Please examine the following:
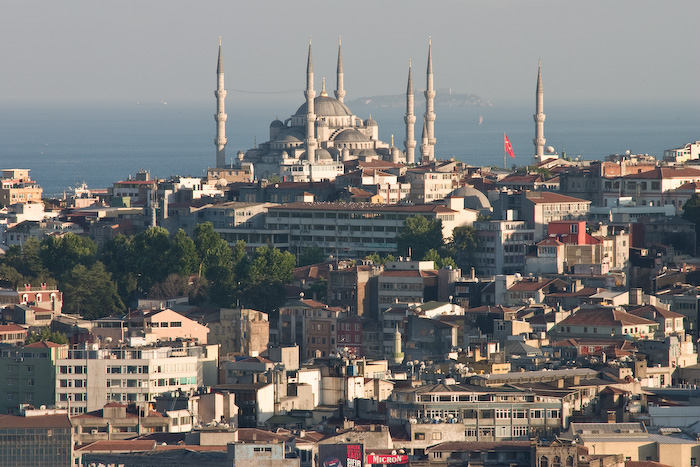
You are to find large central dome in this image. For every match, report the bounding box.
[295,96,352,117]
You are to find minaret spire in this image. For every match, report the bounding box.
[335,35,346,104]
[404,59,416,165]
[424,37,436,161]
[420,120,429,162]
[533,59,546,162]
[304,39,317,164]
[214,37,228,168]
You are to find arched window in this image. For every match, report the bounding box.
[21,294,28,304]
[552,456,561,467]
[566,456,574,466]
[540,456,549,467]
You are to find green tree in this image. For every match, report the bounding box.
[447,225,480,270]
[170,229,199,276]
[682,194,700,250]
[61,262,125,319]
[131,227,176,293]
[422,248,458,269]
[1,238,48,280]
[298,246,326,267]
[25,327,68,345]
[396,215,444,260]
[365,253,395,265]
[40,233,97,278]
[239,245,296,312]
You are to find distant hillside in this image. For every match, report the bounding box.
[348,88,492,109]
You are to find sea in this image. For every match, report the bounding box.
[0,98,698,197]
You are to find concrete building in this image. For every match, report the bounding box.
[474,218,535,276]
[378,260,438,312]
[664,140,700,163]
[521,191,591,241]
[207,308,269,357]
[0,407,73,467]
[0,169,42,207]
[327,263,380,317]
[278,299,344,359]
[264,199,478,259]
[55,342,219,414]
[551,306,659,340]
[0,341,68,415]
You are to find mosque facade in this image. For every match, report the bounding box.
[215,38,437,181]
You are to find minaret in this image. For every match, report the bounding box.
[335,36,346,104]
[533,60,546,161]
[305,39,317,164]
[391,324,404,365]
[420,121,429,162]
[214,37,228,169]
[404,60,416,165]
[424,37,436,160]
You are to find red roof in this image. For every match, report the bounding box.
[0,413,71,428]
[623,167,700,180]
[24,341,63,348]
[558,308,657,327]
[508,278,556,292]
[77,440,156,452]
[381,270,438,278]
[0,324,26,332]
[525,192,591,205]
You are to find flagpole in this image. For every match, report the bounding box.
[504,133,507,170]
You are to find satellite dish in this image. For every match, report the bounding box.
[625,150,631,155]
[545,146,555,154]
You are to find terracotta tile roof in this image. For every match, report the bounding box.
[623,167,700,180]
[427,441,531,452]
[537,237,564,246]
[155,445,227,451]
[381,270,438,278]
[627,305,684,320]
[558,308,658,327]
[0,324,26,332]
[0,413,71,429]
[77,440,156,452]
[508,278,556,292]
[525,192,591,205]
[23,341,64,348]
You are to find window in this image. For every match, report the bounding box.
[432,432,442,440]
[415,432,425,440]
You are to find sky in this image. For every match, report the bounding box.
[1,0,698,108]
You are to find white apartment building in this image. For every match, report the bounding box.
[378,260,437,312]
[663,141,700,163]
[602,167,700,213]
[55,343,218,415]
[264,199,478,259]
[405,168,458,203]
[474,218,535,277]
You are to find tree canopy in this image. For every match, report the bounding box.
[396,215,444,260]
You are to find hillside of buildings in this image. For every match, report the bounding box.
[347,88,493,109]
[3,144,700,466]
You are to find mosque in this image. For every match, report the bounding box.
[213,38,550,181]
[213,38,438,181]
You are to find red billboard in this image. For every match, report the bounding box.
[366,454,408,465]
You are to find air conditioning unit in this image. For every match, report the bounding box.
[90,429,98,435]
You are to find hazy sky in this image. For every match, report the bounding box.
[1,0,698,107]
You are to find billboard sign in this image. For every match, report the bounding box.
[319,444,364,467]
[366,454,409,465]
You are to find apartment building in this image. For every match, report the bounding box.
[387,383,570,447]
[473,218,535,277]
[0,168,43,206]
[0,341,68,415]
[265,199,477,259]
[521,191,591,241]
[55,342,219,414]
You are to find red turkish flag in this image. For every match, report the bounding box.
[504,133,515,158]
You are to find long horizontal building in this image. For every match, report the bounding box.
[218,198,477,258]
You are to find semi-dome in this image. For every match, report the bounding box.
[316,148,334,161]
[274,129,304,143]
[295,96,352,117]
[270,118,285,128]
[333,128,369,143]
[357,148,378,159]
[449,185,492,211]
